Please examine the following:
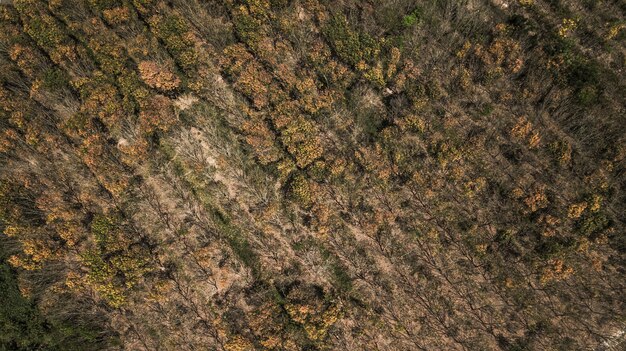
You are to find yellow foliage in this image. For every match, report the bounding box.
[6,225,59,272]
[289,173,312,206]
[328,157,346,178]
[260,335,281,349]
[528,130,541,148]
[567,202,587,219]
[285,300,341,341]
[511,116,540,147]
[285,303,312,324]
[94,281,127,308]
[588,195,602,212]
[8,255,38,271]
[558,18,578,38]
[607,23,625,40]
[457,67,472,90]
[224,335,254,351]
[387,47,401,78]
[220,44,275,108]
[306,305,340,341]
[477,35,523,74]
[540,258,574,284]
[279,116,323,168]
[9,44,42,77]
[103,6,130,25]
[549,140,572,166]
[64,271,86,291]
[364,62,385,87]
[475,243,488,254]
[511,116,532,139]
[457,41,472,59]
[3,225,22,237]
[463,177,486,198]
[523,186,548,212]
[276,158,296,180]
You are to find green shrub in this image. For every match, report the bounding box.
[577,211,610,238]
[42,68,69,90]
[567,58,601,106]
[152,15,198,71]
[324,15,380,67]
[90,214,116,246]
[23,15,65,51]
[233,13,262,44]
[575,84,599,106]
[0,245,110,350]
[402,7,423,28]
[288,173,312,207]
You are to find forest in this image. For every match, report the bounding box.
[0,0,625,350]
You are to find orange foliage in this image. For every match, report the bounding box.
[138,60,181,92]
